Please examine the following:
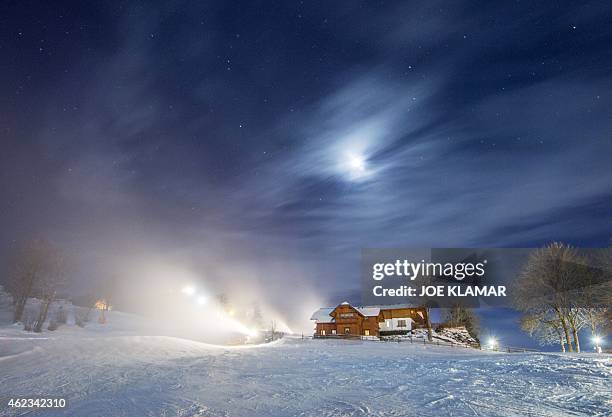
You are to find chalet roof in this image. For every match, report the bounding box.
[310,308,335,323]
[310,303,423,322]
[354,307,380,317]
[366,304,416,310]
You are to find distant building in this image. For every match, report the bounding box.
[310,301,428,338]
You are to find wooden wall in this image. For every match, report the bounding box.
[315,305,429,336]
[379,307,427,327]
[331,304,363,335]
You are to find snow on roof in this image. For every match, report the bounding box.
[360,304,421,311]
[311,303,421,322]
[355,307,380,317]
[310,308,335,323]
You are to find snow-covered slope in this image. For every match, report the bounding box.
[0,316,610,416]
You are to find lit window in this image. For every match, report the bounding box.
[331,329,337,335]
[344,327,350,334]
[321,330,326,335]
[364,329,370,336]
[397,320,407,328]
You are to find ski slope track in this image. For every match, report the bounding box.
[0,323,610,416]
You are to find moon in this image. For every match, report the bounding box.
[349,154,366,173]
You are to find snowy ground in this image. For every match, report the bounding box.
[1,314,610,416]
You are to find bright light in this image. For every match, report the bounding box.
[196,296,207,305]
[181,286,195,296]
[592,335,602,345]
[342,152,371,181]
[488,337,497,349]
[349,154,365,172]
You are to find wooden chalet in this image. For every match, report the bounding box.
[310,301,428,338]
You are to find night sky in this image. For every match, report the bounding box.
[1,1,611,344]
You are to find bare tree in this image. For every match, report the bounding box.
[31,244,66,332]
[513,243,587,352]
[270,319,277,340]
[424,307,433,342]
[579,248,612,339]
[443,303,480,338]
[83,291,98,323]
[565,307,586,352]
[417,271,436,342]
[4,239,63,323]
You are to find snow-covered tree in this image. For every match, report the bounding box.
[520,309,567,352]
[580,308,607,338]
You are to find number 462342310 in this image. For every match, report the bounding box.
[7,398,67,408]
